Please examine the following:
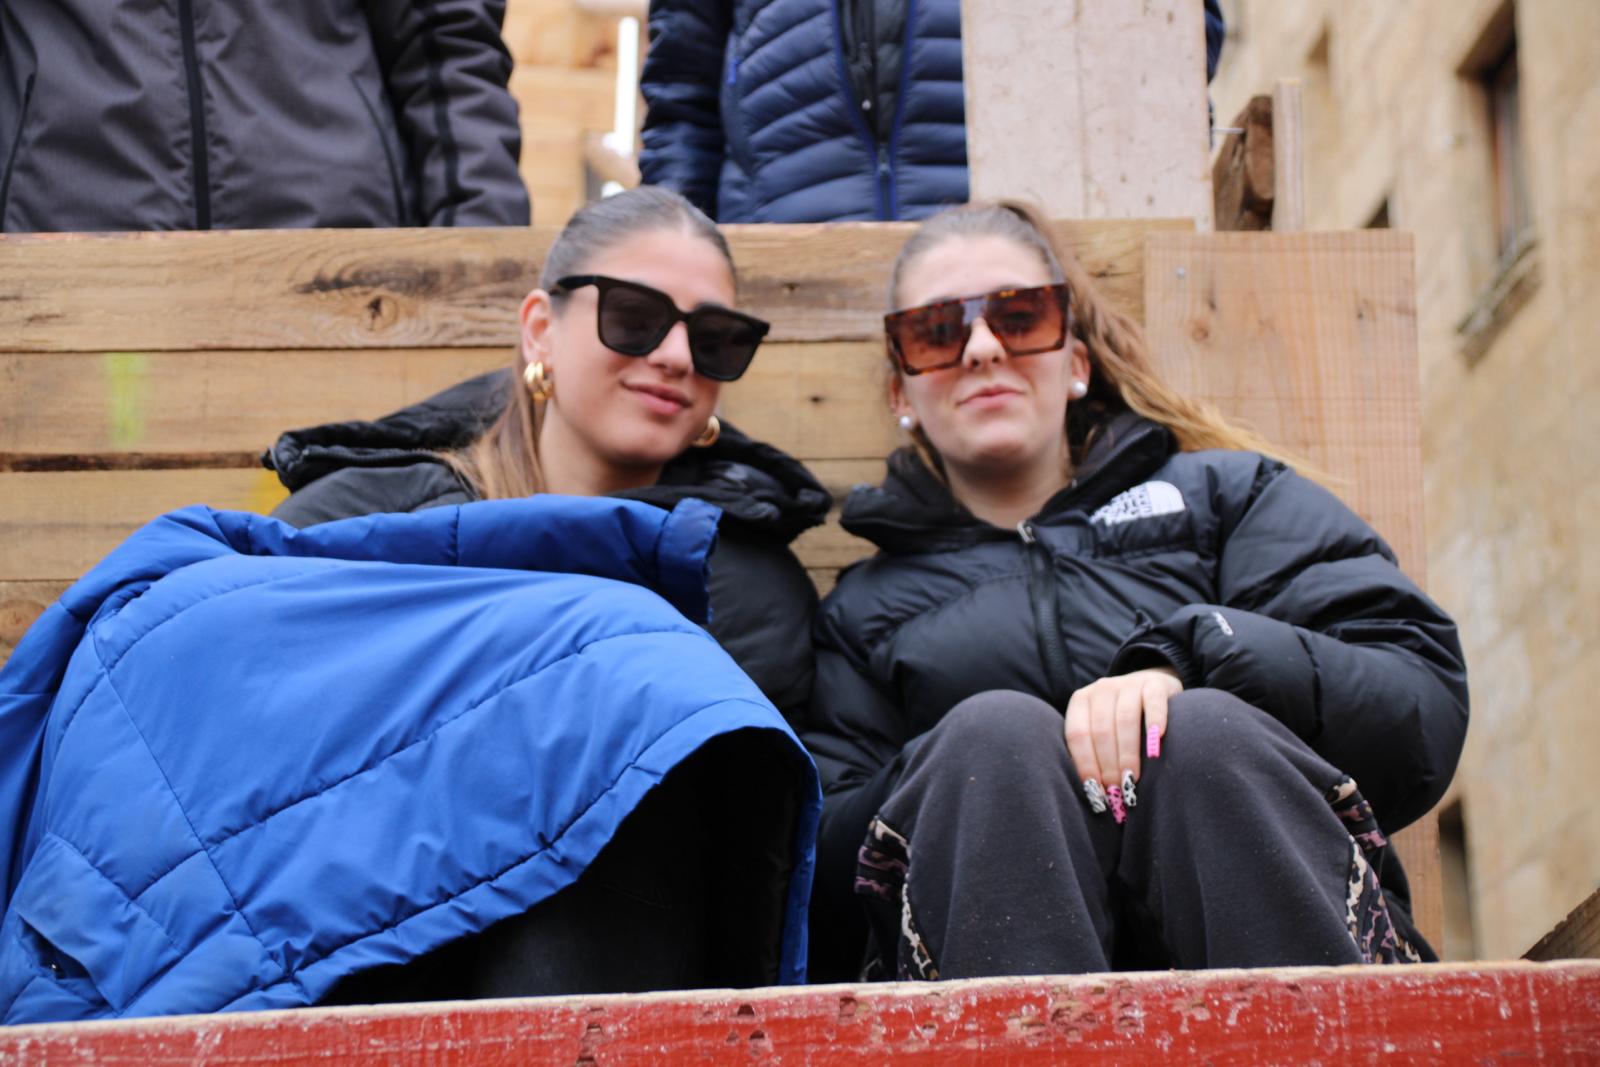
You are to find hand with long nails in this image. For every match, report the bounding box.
[1065,667,1181,817]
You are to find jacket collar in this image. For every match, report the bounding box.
[840,411,1176,554]
[262,371,832,544]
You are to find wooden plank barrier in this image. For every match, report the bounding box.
[2,963,1597,1064]
[0,222,1446,949]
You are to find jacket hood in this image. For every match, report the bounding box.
[263,371,832,545]
[840,412,1176,554]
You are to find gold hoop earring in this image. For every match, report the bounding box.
[692,415,721,448]
[523,360,553,402]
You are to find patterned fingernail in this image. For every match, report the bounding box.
[1146,725,1162,760]
[1106,785,1127,825]
[1121,769,1138,808]
[1082,779,1108,814]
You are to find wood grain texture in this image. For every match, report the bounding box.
[963,0,1213,226]
[0,581,65,660]
[0,344,887,462]
[1144,230,1437,944]
[0,349,510,457]
[1271,79,1307,232]
[1526,887,1600,961]
[0,471,290,580]
[2,963,1596,1065]
[0,221,1186,353]
[1212,96,1275,232]
[1143,232,1423,579]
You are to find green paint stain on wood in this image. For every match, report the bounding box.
[104,352,148,449]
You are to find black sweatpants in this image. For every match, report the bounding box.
[322,730,800,1003]
[852,689,1430,980]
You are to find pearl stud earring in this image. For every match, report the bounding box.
[898,414,916,431]
[1070,381,1088,399]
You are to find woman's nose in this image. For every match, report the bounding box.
[647,321,694,375]
[962,317,1007,367]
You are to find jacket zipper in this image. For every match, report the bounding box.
[1019,521,1073,702]
[177,0,212,229]
[833,0,891,219]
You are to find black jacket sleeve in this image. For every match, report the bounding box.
[364,0,530,225]
[704,532,818,725]
[638,0,732,216]
[1110,460,1468,833]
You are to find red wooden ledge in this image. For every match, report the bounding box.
[3,961,1597,1065]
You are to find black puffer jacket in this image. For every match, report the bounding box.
[803,414,1469,970]
[263,371,831,720]
[1,0,528,231]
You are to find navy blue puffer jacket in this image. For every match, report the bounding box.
[639,0,1224,223]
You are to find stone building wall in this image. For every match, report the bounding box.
[1210,0,1600,959]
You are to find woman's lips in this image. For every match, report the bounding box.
[957,384,1023,408]
[625,381,691,416]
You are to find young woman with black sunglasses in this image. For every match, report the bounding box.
[263,186,828,1001]
[801,202,1469,983]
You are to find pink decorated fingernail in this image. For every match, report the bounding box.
[1146,725,1162,760]
[1106,785,1126,825]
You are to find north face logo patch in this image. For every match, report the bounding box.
[1090,481,1186,525]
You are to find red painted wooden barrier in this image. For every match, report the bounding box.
[3,962,1598,1065]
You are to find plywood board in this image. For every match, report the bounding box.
[1143,231,1424,580]
[0,221,1187,353]
[963,0,1212,226]
[2,963,1596,1064]
[1144,230,1436,943]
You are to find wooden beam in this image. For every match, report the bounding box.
[1526,887,1600,961]
[2,963,1596,1064]
[1270,78,1306,232]
[962,0,1212,225]
[1212,96,1275,232]
[0,221,1185,353]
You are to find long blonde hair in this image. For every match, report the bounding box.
[889,201,1308,477]
[443,187,736,500]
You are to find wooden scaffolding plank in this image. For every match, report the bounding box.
[0,462,888,585]
[1526,887,1600,961]
[1,962,1595,1065]
[0,221,1185,353]
[1143,231,1424,579]
[1143,229,1439,946]
[0,344,892,462]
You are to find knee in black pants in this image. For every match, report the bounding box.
[923,689,1066,772]
[1146,688,1330,801]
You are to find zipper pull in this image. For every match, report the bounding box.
[1017,520,1037,544]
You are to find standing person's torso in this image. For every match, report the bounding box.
[715,0,967,222]
[1,0,417,231]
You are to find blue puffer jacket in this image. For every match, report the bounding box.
[641,0,966,222]
[0,498,820,1022]
[639,0,1225,223]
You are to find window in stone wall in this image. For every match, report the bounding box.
[1455,2,1539,365]
[1483,44,1531,265]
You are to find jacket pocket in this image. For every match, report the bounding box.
[349,74,411,226]
[0,72,36,232]
[6,833,185,1016]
